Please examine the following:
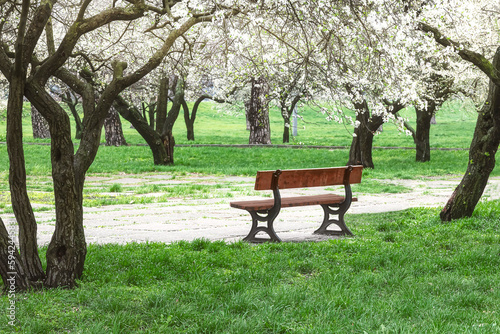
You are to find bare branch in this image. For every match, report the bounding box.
[35,4,147,83]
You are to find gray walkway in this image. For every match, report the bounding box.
[3,176,500,245]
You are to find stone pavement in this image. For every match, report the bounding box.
[3,177,500,245]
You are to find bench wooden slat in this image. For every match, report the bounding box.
[230,194,358,211]
[254,166,363,190]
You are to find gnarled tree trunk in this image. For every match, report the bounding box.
[31,104,50,139]
[440,50,500,220]
[0,217,31,291]
[347,100,380,168]
[114,96,170,165]
[348,99,405,168]
[248,77,271,145]
[6,20,45,284]
[104,106,128,146]
[114,76,183,165]
[25,82,87,288]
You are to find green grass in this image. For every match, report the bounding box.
[0,139,498,211]
[1,143,497,179]
[0,98,490,180]
[0,99,499,332]
[0,98,479,148]
[1,201,499,333]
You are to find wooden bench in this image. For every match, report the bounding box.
[230,165,363,243]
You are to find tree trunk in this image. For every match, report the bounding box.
[7,48,45,284]
[347,100,381,168]
[347,99,405,168]
[415,101,436,162]
[104,106,128,146]
[281,105,291,143]
[25,81,87,288]
[62,91,83,140]
[114,96,171,165]
[348,127,376,168]
[160,77,184,165]
[183,102,195,141]
[184,93,228,141]
[114,77,184,165]
[283,123,290,143]
[248,77,272,145]
[0,217,31,292]
[183,95,203,141]
[156,76,169,133]
[280,94,301,144]
[31,104,50,139]
[440,50,500,220]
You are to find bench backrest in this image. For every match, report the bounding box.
[254,165,363,190]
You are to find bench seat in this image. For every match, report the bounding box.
[230,194,358,211]
[230,166,363,242]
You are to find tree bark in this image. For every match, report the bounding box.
[415,101,436,162]
[248,77,272,145]
[61,91,83,140]
[104,106,128,146]
[155,76,169,133]
[160,77,184,165]
[182,99,195,141]
[25,82,87,288]
[347,100,380,168]
[114,96,170,165]
[6,3,46,283]
[0,217,31,292]
[31,104,51,139]
[440,49,500,221]
[283,122,290,143]
[348,99,405,168]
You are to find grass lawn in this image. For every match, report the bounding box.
[1,203,499,333]
[0,99,499,333]
[0,98,479,148]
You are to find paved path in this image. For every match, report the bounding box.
[3,176,500,245]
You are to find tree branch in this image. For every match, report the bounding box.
[22,0,56,66]
[35,4,146,83]
[418,22,500,86]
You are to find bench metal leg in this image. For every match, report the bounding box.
[314,204,353,236]
[242,210,281,243]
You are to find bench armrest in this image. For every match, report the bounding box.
[270,170,282,213]
[341,165,353,209]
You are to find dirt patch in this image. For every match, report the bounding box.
[3,175,500,245]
